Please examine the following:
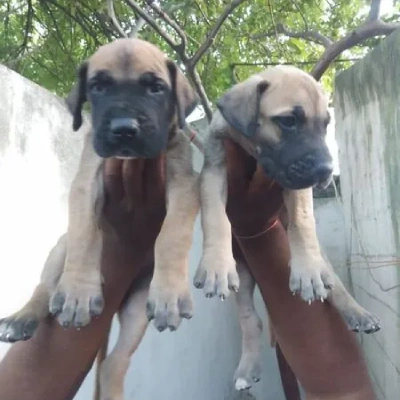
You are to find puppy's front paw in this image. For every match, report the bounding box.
[0,313,39,343]
[146,277,193,332]
[194,250,239,300]
[49,273,104,328]
[234,354,262,391]
[339,304,381,334]
[289,255,334,303]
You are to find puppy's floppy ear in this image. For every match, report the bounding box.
[166,60,198,129]
[217,76,269,137]
[65,62,88,132]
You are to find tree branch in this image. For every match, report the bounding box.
[16,0,33,58]
[95,11,119,40]
[0,3,24,20]
[107,0,128,38]
[123,0,216,120]
[145,0,187,53]
[186,67,213,121]
[311,19,400,80]
[252,1,397,83]
[124,0,179,51]
[368,0,381,22]
[290,0,308,29]
[122,0,246,122]
[129,17,146,38]
[190,0,249,67]
[44,0,103,46]
[251,24,332,48]
[276,22,333,48]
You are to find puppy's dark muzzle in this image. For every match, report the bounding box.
[258,137,334,190]
[110,117,139,140]
[93,114,168,159]
[105,117,143,158]
[286,152,333,189]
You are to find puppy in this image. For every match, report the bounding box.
[193,66,381,390]
[54,38,201,333]
[195,66,336,303]
[0,38,200,339]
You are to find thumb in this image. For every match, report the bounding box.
[247,164,277,197]
[224,138,251,196]
[145,154,166,201]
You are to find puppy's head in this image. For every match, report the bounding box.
[65,38,197,159]
[217,66,333,190]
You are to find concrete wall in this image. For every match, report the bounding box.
[0,64,287,400]
[334,30,400,400]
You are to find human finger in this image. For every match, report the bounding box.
[123,158,145,208]
[247,164,278,199]
[103,158,124,203]
[224,139,251,197]
[144,154,166,203]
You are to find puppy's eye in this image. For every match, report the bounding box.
[149,83,165,94]
[274,116,297,130]
[90,82,106,94]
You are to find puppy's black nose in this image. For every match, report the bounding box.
[313,162,333,184]
[110,118,139,138]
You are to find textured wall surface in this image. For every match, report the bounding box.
[0,63,84,341]
[334,30,400,400]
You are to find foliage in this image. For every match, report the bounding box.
[1,0,399,104]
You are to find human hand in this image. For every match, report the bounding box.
[224,139,284,238]
[223,141,375,400]
[102,156,166,258]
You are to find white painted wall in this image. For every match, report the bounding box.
[0,64,84,352]
[334,30,400,400]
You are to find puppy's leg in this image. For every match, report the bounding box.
[283,188,335,303]
[98,276,150,400]
[49,133,105,328]
[194,132,239,299]
[321,251,381,334]
[146,132,199,332]
[0,234,67,343]
[233,261,263,391]
[280,203,381,331]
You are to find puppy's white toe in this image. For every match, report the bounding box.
[235,377,251,391]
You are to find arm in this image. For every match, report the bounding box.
[225,140,375,400]
[233,226,375,400]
